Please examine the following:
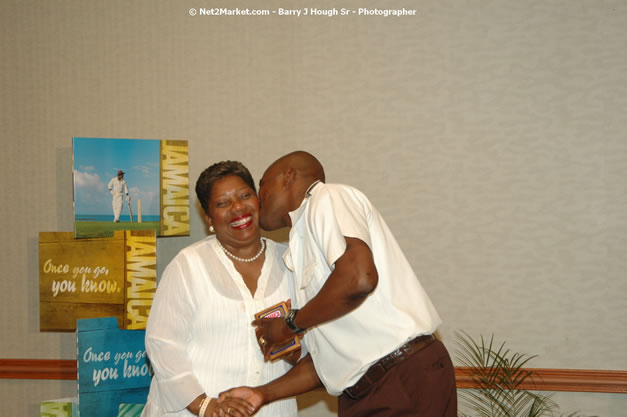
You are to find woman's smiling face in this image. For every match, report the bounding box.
[206,175,261,251]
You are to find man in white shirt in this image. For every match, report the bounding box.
[219,151,457,416]
[107,170,129,222]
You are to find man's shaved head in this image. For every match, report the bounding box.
[268,151,325,184]
[257,151,325,231]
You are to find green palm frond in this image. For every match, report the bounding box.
[455,331,592,417]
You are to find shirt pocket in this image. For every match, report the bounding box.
[300,261,320,291]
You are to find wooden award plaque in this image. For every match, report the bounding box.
[254,302,301,360]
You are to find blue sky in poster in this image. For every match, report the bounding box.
[73,138,161,216]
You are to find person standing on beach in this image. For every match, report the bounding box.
[108,170,129,222]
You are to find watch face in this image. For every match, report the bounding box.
[286,309,305,334]
[287,309,297,321]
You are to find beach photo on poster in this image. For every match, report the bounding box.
[73,137,163,238]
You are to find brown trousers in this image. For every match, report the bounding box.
[338,340,457,417]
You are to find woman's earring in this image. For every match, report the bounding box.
[208,225,215,233]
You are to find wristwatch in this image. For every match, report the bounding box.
[285,309,306,335]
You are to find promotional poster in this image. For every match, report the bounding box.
[72,137,189,238]
[39,230,157,331]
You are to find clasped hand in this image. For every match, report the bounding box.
[212,387,263,417]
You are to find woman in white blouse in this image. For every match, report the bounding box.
[141,161,298,417]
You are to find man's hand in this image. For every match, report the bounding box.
[281,345,302,366]
[216,387,263,416]
[253,317,294,361]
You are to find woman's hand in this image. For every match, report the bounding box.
[215,386,263,417]
[210,394,257,417]
[186,395,255,417]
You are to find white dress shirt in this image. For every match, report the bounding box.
[284,182,442,395]
[142,236,297,416]
[108,177,128,195]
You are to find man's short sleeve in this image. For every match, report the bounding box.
[307,185,372,267]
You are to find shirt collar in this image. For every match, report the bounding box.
[305,180,321,196]
[288,180,322,226]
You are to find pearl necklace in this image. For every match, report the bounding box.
[217,238,265,263]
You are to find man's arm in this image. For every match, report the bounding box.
[218,354,321,414]
[292,236,377,328]
[254,237,378,357]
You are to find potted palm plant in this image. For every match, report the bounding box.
[455,331,593,417]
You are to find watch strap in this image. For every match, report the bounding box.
[285,309,306,334]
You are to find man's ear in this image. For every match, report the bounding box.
[283,167,296,187]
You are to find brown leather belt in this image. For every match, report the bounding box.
[343,334,436,400]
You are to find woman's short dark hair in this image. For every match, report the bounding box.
[195,161,256,214]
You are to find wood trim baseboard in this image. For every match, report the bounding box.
[0,359,76,380]
[455,367,627,393]
[1,359,625,394]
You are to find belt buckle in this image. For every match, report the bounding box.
[392,347,404,359]
[381,347,403,368]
